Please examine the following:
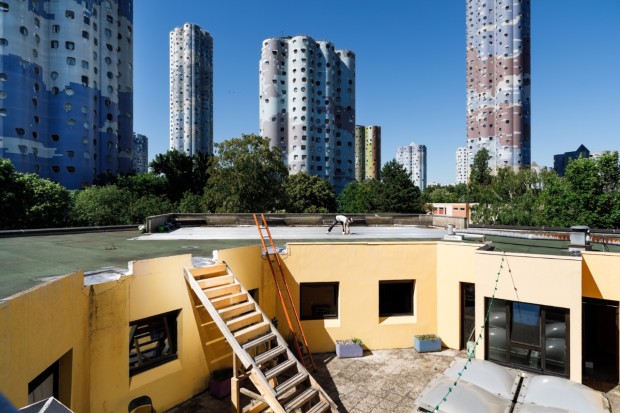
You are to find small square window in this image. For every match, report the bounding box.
[300,282,339,320]
[379,280,414,317]
[129,310,179,376]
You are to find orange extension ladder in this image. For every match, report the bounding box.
[253,213,316,372]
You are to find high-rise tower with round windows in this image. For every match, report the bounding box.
[0,0,133,189]
[466,0,530,174]
[169,23,213,156]
[259,36,355,194]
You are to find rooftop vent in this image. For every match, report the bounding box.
[569,225,592,252]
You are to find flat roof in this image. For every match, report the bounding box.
[0,226,447,300]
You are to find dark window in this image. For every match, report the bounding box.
[65,10,75,19]
[0,2,8,12]
[28,360,59,403]
[379,280,414,317]
[65,41,74,50]
[300,282,338,320]
[486,298,569,377]
[461,283,476,349]
[129,310,179,376]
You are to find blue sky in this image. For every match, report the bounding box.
[133,1,620,185]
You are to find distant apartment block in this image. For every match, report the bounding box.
[354,125,381,181]
[0,0,134,189]
[466,0,531,174]
[456,147,468,184]
[553,144,590,177]
[259,35,355,193]
[169,23,213,155]
[132,133,148,173]
[396,142,427,191]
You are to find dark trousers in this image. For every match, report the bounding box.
[327,219,344,232]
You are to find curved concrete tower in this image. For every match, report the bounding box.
[259,36,355,193]
[169,23,213,155]
[0,0,133,189]
[466,0,531,174]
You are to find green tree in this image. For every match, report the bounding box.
[116,173,168,198]
[71,185,133,225]
[205,134,288,212]
[337,180,382,213]
[0,159,23,229]
[177,191,208,213]
[150,150,211,202]
[126,195,175,224]
[16,173,73,229]
[379,160,423,213]
[469,148,493,187]
[284,173,336,213]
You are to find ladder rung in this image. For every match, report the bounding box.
[254,345,287,365]
[212,292,248,309]
[307,400,330,413]
[226,311,263,333]
[275,371,308,397]
[242,333,276,351]
[198,274,234,289]
[233,321,270,345]
[219,301,255,320]
[204,283,241,299]
[264,358,296,381]
[283,387,317,412]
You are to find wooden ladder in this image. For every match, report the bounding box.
[185,264,338,413]
[253,213,316,372]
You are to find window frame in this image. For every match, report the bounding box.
[129,310,180,376]
[300,282,339,321]
[484,298,570,377]
[378,279,415,317]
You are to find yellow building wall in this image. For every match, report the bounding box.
[436,242,480,349]
[278,242,438,352]
[473,251,583,382]
[582,251,620,301]
[0,272,91,412]
[88,254,212,413]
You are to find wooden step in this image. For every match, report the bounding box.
[198,274,234,290]
[204,283,241,299]
[264,358,296,381]
[212,292,248,310]
[275,371,308,398]
[254,345,287,365]
[190,264,227,279]
[226,311,263,333]
[242,333,276,351]
[306,400,330,413]
[233,321,270,345]
[283,387,317,412]
[219,301,255,321]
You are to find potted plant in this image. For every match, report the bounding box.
[336,338,363,358]
[414,334,442,353]
[209,367,233,399]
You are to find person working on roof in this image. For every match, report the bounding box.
[327,215,353,234]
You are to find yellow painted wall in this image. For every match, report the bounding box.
[582,251,620,301]
[0,272,90,412]
[474,252,583,381]
[88,254,211,413]
[279,242,438,352]
[436,242,479,349]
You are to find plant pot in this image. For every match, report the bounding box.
[209,378,231,399]
[336,341,363,358]
[414,335,442,353]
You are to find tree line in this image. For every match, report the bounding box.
[421,148,620,229]
[0,134,424,229]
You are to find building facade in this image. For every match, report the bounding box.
[259,36,355,193]
[456,146,468,184]
[0,0,134,189]
[354,125,381,181]
[396,142,427,191]
[553,144,590,177]
[466,0,531,174]
[132,132,148,173]
[169,23,213,156]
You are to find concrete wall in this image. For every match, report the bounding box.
[0,273,91,412]
[473,251,582,381]
[278,242,439,352]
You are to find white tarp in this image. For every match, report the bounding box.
[443,358,520,400]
